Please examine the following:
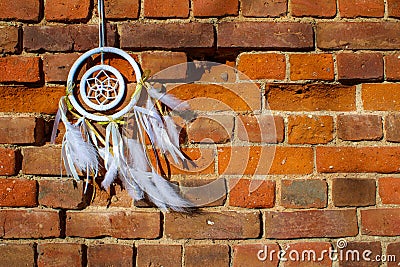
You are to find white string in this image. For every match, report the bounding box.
[98,0,106,64]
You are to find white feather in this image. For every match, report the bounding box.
[101,158,118,190]
[147,87,189,110]
[126,138,149,171]
[164,115,180,147]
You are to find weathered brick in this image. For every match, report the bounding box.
[38,243,83,267]
[0,117,45,144]
[237,53,286,80]
[337,115,383,141]
[0,26,20,54]
[379,177,400,204]
[362,208,400,236]
[284,242,332,267]
[218,146,314,175]
[193,0,238,17]
[185,245,229,267]
[385,54,400,80]
[137,245,181,267]
[281,179,327,209]
[39,179,86,209]
[388,0,400,17]
[120,23,214,49]
[266,84,356,111]
[363,83,400,111]
[0,56,41,83]
[232,243,280,267]
[317,146,400,173]
[291,0,336,17]
[187,115,234,143]
[43,53,81,82]
[289,53,334,81]
[24,25,117,52]
[0,86,64,114]
[45,0,91,22]
[22,146,63,176]
[242,0,287,17]
[180,178,227,207]
[338,0,384,17]
[168,83,261,112]
[317,22,400,50]
[0,178,37,207]
[338,241,381,267]
[0,209,60,238]
[0,244,35,267]
[144,0,189,18]
[228,179,275,208]
[237,114,284,143]
[337,53,383,81]
[66,210,161,238]
[387,242,400,267]
[332,178,376,207]
[141,51,187,77]
[88,244,133,267]
[0,0,40,21]
[104,0,139,19]
[288,115,333,144]
[165,211,260,239]
[91,182,133,208]
[0,148,18,176]
[218,22,314,49]
[265,209,358,238]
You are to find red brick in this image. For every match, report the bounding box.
[387,242,400,267]
[388,0,400,17]
[218,146,313,175]
[104,0,139,19]
[288,115,333,144]
[290,54,334,81]
[317,146,400,173]
[165,211,260,239]
[168,83,261,112]
[232,243,280,267]
[237,53,286,80]
[22,146,64,176]
[284,242,332,267]
[332,178,376,207]
[185,245,229,267]
[187,115,234,143]
[237,114,284,143]
[0,0,40,21]
[38,243,83,267]
[39,179,86,209]
[338,241,381,267]
[0,26,20,54]
[0,86,64,114]
[24,25,117,52]
[0,178,37,207]
[0,209,60,238]
[180,178,227,207]
[338,0,384,17]
[141,51,187,79]
[0,244,35,267]
[137,245,181,267]
[281,179,327,209]
[0,56,41,83]
[88,244,133,267]
[337,53,383,81]
[144,0,189,18]
[242,0,287,17]
[291,0,336,17]
[193,0,238,17]
[120,23,214,49]
[266,84,356,111]
[379,177,400,204]
[66,210,160,238]
[0,148,18,176]
[317,22,400,50]
[45,0,91,22]
[363,83,400,111]
[337,115,383,141]
[218,22,314,49]
[0,117,45,144]
[43,53,81,82]
[265,209,358,238]
[228,179,275,208]
[361,208,400,236]
[385,54,400,80]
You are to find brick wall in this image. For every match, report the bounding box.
[1,0,400,266]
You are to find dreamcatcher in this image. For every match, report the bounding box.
[51,0,192,211]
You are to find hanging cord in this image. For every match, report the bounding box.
[98,0,106,64]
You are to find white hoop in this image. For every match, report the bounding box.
[67,47,142,122]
